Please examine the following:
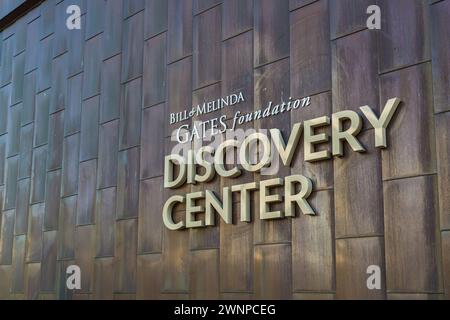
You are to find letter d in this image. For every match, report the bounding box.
[164,154,187,189]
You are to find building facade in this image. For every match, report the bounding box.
[0,0,449,300]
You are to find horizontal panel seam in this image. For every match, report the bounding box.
[382,172,437,183]
[222,28,253,42]
[330,27,368,42]
[194,3,222,17]
[336,234,384,240]
[254,55,290,70]
[379,59,432,76]
[289,0,321,13]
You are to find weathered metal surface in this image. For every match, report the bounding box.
[0,0,448,300]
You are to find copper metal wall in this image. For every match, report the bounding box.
[0,0,449,300]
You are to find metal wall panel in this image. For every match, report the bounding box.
[0,0,448,300]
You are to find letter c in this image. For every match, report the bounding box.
[162,195,185,230]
